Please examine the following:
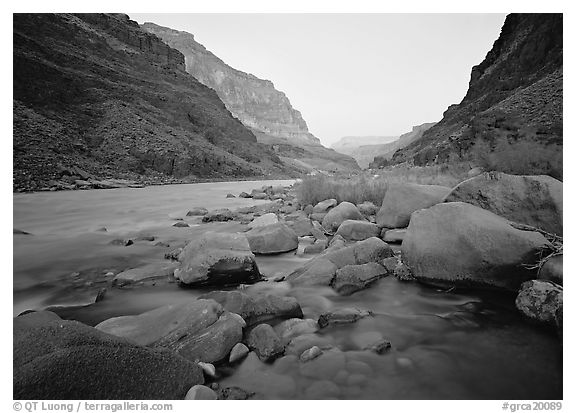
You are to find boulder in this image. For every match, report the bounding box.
[539,255,563,285]
[303,239,327,254]
[376,183,451,228]
[286,237,394,286]
[382,229,406,243]
[202,209,234,222]
[515,280,563,326]
[444,172,563,235]
[154,312,244,364]
[186,207,208,216]
[14,312,203,400]
[198,290,303,326]
[248,213,279,229]
[403,202,552,290]
[357,201,379,217]
[322,202,364,232]
[246,324,284,361]
[317,308,372,328]
[245,222,298,254]
[313,199,337,213]
[113,262,178,286]
[185,385,218,400]
[96,299,222,346]
[332,263,389,295]
[175,232,261,286]
[286,217,314,237]
[335,220,380,241]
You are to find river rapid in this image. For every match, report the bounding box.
[13,180,562,400]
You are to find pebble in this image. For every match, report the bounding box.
[185,385,218,400]
[198,362,216,377]
[300,346,322,362]
[229,343,249,363]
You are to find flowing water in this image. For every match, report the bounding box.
[13,180,562,400]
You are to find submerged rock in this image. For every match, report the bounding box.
[444,172,563,236]
[113,262,178,286]
[322,201,364,233]
[403,202,551,291]
[14,312,203,400]
[274,318,319,342]
[245,222,298,254]
[376,182,451,228]
[515,280,563,326]
[109,238,133,246]
[317,308,372,328]
[175,232,261,286]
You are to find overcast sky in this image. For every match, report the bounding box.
[131,13,507,146]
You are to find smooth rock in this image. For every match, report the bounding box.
[318,308,372,328]
[14,312,203,399]
[175,232,261,286]
[322,201,364,232]
[403,202,551,290]
[383,229,406,243]
[226,193,236,198]
[444,172,563,235]
[186,207,208,216]
[376,182,451,228]
[285,334,333,356]
[538,255,563,285]
[247,213,279,229]
[198,362,216,377]
[335,220,380,241]
[113,262,178,286]
[313,199,337,213]
[333,263,389,295]
[274,318,318,342]
[300,346,323,362]
[229,343,250,363]
[185,385,218,400]
[172,221,189,228]
[246,323,284,361]
[286,217,314,236]
[246,222,298,254]
[303,239,327,254]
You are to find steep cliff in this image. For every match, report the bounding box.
[141,22,359,173]
[14,13,297,191]
[391,14,562,178]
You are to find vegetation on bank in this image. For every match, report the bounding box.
[295,163,470,206]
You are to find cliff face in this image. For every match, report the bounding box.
[391,14,562,176]
[141,22,359,173]
[14,13,296,191]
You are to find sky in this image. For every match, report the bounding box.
[130,13,507,147]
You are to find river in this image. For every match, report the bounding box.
[12,180,562,399]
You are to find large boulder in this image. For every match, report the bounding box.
[198,290,303,326]
[96,299,222,345]
[14,312,203,400]
[403,202,552,290]
[376,183,451,228]
[335,220,380,241]
[313,199,337,214]
[538,255,563,285]
[174,232,261,286]
[515,280,563,326]
[444,172,563,236]
[286,237,394,286]
[322,202,364,232]
[245,222,298,254]
[247,213,279,229]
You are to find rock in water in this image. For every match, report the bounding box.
[175,232,261,286]
[322,202,364,232]
[185,385,218,400]
[376,183,451,228]
[317,308,372,328]
[202,209,234,222]
[245,222,298,254]
[173,221,190,228]
[14,312,203,399]
[444,172,563,236]
[300,346,323,362]
[273,318,319,342]
[403,202,551,291]
[335,220,380,241]
[515,280,563,326]
[246,323,284,361]
[199,290,303,326]
[113,262,179,286]
[96,299,223,345]
[247,213,279,229]
[286,237,394,286]
[186,207,208,216]
[538,255,563,285]
[333,263,389,295]
[229,343,250,363]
